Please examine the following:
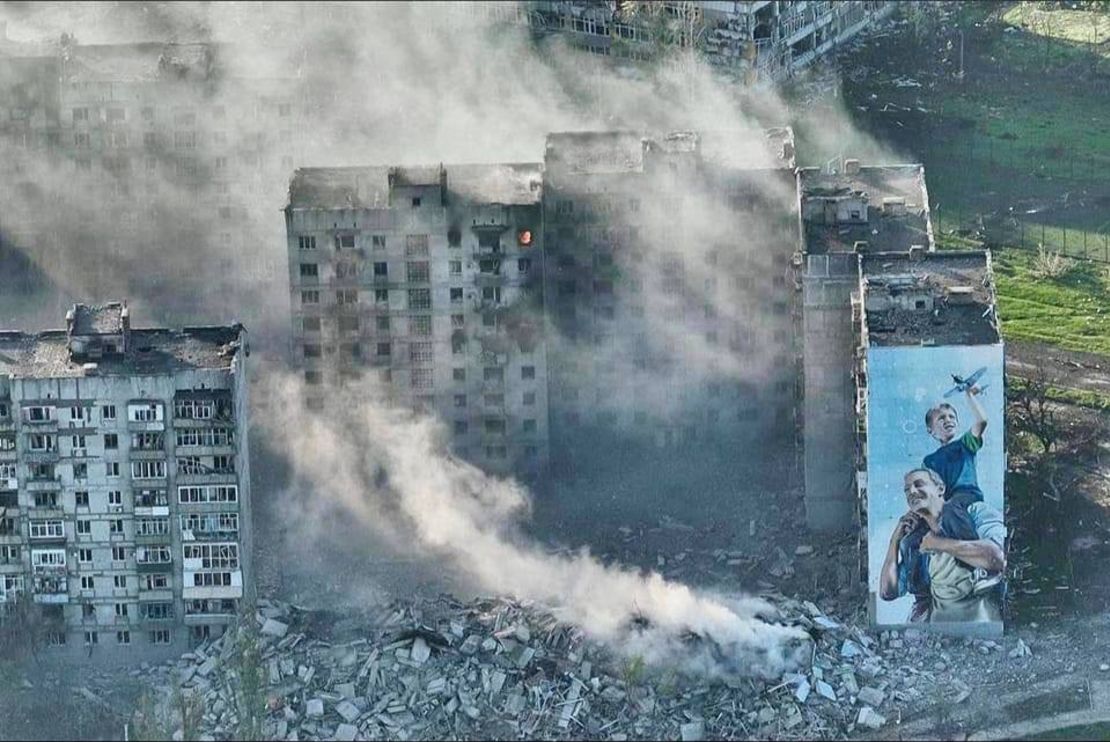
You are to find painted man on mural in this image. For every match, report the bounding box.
[880,467,1006,622]
[878,378,1007,622]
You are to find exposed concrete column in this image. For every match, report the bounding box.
[802,253,859,531]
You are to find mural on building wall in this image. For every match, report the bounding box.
[866,344,1006,628]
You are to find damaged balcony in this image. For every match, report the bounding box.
[32,570,68,604]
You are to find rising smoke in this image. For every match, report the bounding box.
[260,368,809,679]
[0,1,896,678]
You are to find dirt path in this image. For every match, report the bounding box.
[1007,340,1110,396]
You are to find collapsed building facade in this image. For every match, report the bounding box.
[472,0,898,84]
[0,303,252,662]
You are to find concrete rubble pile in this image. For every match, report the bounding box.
[125,590,1013,742]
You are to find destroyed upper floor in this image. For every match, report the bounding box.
[799,163,933,255]
[286,164,545,212]
[0,304,245,379]
[860,251,1001,347]
[543,128,796,179]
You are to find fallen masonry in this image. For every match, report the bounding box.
[124,594,1040,741]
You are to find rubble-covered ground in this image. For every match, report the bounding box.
[3,504,1110,742]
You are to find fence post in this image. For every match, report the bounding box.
[1063,226,1067,254]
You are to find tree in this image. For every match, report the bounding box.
[1009,364,1060,457]
[0,590,56,663]
[232,607,265,742]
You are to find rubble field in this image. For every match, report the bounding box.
[109,588,1110,742]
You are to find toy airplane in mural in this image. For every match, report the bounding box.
[944,367,989,398]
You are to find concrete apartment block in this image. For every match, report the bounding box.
[285,164,550,480]
[469,1,899,85]
[798,162,934,531]
[0,302,251,664]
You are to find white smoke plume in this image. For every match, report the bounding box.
[260,367,809,679]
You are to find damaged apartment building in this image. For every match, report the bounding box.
[470,1,897,84]
[0,28,305,335]
[0,303,252,662]
[285,128,799,480]
[798,159,938,530]
[285,165,551,479]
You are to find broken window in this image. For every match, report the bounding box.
[410,315,432,336]
[76,519,90,536]
[335,234,356,250]
[450,288,464,304]
[453,421,468,435]
[411,368,434,389]
[299,235,317,250]
[32,493,57,510]
[373,261,388,277]
[375,289,389,305]
[449,260,462,275]
[448,226,461,247]
[376,342,391,357]
[299,263,318,278]
[477,231,501,253]
[338,316,360,333]
[452,368,466,382]
[523,391,536,406]
[407,261,430,283]
[301,290,320,305]
[483,367,504,382]
[302,317,321,333]
[518,258,531,272]
[75,491,89,507]
[523,419,537,433]
[376,316,390,331]
[454,394,467,408]
[303,344,322,359]
[372,235,387,250]
[405,234,429,257]
[451,314,464,328]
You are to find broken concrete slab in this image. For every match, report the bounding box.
[335,700,360,723]
[261,618,290,638]
[857,706,886,730]
[857,686,886,708]
[333,723,358,741]
[306,698,324,718]
[680,720,706,741]
[410,637,431,665]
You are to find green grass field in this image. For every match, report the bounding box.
[840,2,1110,356]
[936,234,1110,355]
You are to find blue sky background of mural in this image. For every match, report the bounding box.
[866,343,1005,626]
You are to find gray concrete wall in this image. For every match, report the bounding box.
[802,253,859,531]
